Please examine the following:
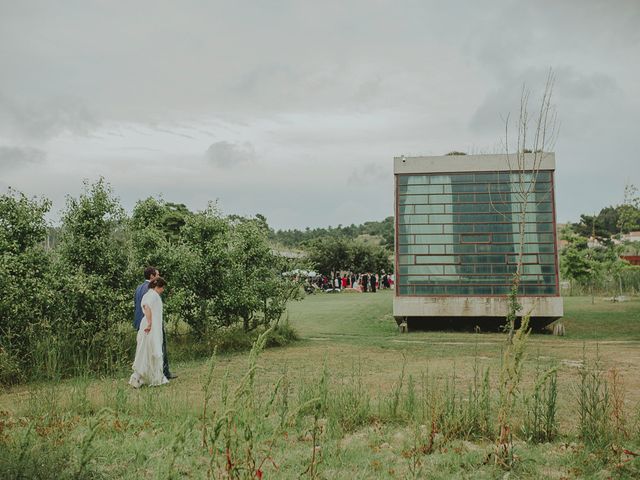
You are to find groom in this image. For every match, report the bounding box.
[134,266,176,379]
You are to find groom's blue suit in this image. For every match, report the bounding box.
[133,280,150,330]
[134,280,172,378]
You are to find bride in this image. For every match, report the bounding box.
[129,277,170,388]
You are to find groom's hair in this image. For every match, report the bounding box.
[144,266,157,280]
[149,277,167,289]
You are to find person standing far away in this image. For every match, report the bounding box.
[129,277,169,388]
[370,272,377,293]
[134,267,176,380]
[361,273,369,292]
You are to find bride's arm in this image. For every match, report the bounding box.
[143,304,153,333]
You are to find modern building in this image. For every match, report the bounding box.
[393,153,563,329]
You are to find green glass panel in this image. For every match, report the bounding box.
[398,255,414,265]
[398,245,427,254]
[452,193,475,202]
[507,254,538,264]
[399,205,415,214]
[537,243,556,253]
[492,286,511,295]
[537,265,556,274]
[399,224,442,234]
[491,264,516,274]
[445,286,471,294]
[459,276,511,284]
[415,204,445,214]
[398,195,428,205]
[491,233,555,243]
[423,275,460,282]
[398,235,413,244]
[476,244,516,253]
[520,275,543,284]
[400,265,445,275]
[461,234,491,243]
[530,244,555,253]
[447,244,476,254]
[533,182,552,192]
[473,223,510,233]
[460,254,506,264]
[398,286,413,295]
[450,173,475,183]
[473,264,493,274]
[414,234,459,244]
[522,285,558,295]
[399,214,430,224]
[429,194,454,203]
[429,245,445,254]
[474,173,501,183]
[399,184,445,194]
[414,286,446,294]
[446,202,552,214]
[428,175,451,184]
[398,175,430,185]
[416,255,458,264]
[539,255,556,264]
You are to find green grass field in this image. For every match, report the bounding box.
[1,291,639,479]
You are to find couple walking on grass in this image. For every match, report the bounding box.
[128,266,177,388]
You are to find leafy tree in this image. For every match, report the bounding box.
[59,178,128,287]
[220,218,301,331]
[0,188,51,254]
[572,190,640,241]
[560,228,593,295]
[306,237,351,276]
[54,179,131,373]
[178,203,231,335]
[0,190,52,384]
[350,242,393,273]
[617,184,640,234]
[572,211,616,244]
[306,238,392,276]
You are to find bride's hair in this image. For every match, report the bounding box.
[149,277,167,289]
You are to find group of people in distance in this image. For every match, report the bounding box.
[129,267,176,388]
[312,272,393,293]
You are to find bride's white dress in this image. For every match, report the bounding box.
[129,289,169,388]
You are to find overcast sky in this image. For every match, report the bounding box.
[1,1,639,229]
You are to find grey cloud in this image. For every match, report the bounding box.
[0,93,98,140]
[555,69,618,100]
[347,162,388,187]
[0,145,46,169]
[469,67,620,136]
[205,141,256,168]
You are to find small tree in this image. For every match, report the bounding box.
[179,203,230,335]
[306,237,351,276]
[494,70,558,468]
[617,184,640,234]
[56,178,131,373]
[59,178,128,288]
[0,189,52,384]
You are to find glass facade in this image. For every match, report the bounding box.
[396,171,559,296]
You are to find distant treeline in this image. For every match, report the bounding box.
[571,204,640,242]
[270,216,394,250]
